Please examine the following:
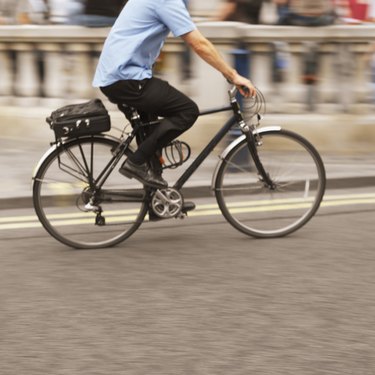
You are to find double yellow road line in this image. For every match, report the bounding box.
[1,192,375,231]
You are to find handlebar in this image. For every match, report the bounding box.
[229,86,238,100]
[228,84,266,124]
[228,85,251,101]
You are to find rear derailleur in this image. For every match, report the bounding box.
[81,187,106,226]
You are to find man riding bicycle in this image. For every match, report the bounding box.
[93,0,256,188]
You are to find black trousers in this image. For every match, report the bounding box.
[100,77,199,164]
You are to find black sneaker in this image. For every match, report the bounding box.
[119,160,168,188]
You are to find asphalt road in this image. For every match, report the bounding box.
[1,187,375,375]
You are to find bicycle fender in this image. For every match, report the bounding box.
[211,126,282,190]
[32,143,58,181]
[31,134,120,180]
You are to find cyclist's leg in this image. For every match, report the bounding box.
[101,77,199,164]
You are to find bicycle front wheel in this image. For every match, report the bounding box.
[215,129,326,238]
[33,136,148,249]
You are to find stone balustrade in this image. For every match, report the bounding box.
[0,23,374,113]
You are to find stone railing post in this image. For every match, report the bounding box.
[37,43,67,99]
[64,42,94,99]
[247,42,272,97]
[352,43,372,110]
[0,43,14,99]
[12,42,40,98]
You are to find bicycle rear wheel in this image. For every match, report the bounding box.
[33,136,148,249]
[215,129,326,238]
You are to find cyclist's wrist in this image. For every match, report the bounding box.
[223,69,238,84]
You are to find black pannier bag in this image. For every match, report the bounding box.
[46,99,111,139]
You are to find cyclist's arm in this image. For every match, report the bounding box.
[181,29,256,97]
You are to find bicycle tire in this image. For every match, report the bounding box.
[33,136,148,249]
[215,128,326,238]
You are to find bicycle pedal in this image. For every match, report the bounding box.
[181,201,196,213]
[177,201,196,219]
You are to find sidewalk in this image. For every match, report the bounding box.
[1,134,374,210]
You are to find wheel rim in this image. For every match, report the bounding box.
[33,138,147,248]
[216,131,325,237]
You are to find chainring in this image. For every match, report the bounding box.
[150,188,183,219]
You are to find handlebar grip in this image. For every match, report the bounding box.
[228,84,254,100]
[241,86,250,95]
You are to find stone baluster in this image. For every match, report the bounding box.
[64,42,94,99]
[37,43,67,100]
[318,44,336,109]
[248,43,272,98]
[265,41,297,111]
[12,43,40,98]
[334,42,355,112]
[288,44,307,107]
[0,43,14,101]
[353,43,372,111]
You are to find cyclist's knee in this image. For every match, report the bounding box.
[183,101,199,130]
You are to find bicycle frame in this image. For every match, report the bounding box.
[173,106,234,190]
[107,104,236,192]
[37,87,272,200]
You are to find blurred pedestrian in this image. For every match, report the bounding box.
[369,0,375,21]
[365,4,375,104]
[272,0,352,112]
[0,0,48,24]
[0,0,17,24]
[275,0,344,26]
[72,0,127,27]
[214,0,263,103]
[334,0,353,21]
[18,0,49,24]
[273,0,289,20]
[215,0,265,24]
[48,0,84,24]
[348,0,369,21]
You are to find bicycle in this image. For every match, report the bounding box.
[32,85,326,249]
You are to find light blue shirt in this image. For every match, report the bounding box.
[93,0,196,87]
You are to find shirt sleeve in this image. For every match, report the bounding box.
[155,0,197,37]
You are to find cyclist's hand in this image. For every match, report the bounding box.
[233,74,256,98]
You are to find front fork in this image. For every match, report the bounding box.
[229,92,276,190]
[244,130,276,190]
[229,91,276,190]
